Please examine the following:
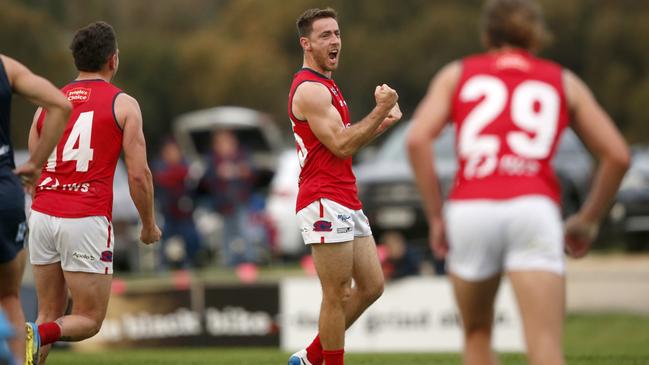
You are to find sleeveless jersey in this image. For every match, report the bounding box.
[0,57,15,173]
[288,68,362,212]
[449,49,570,204]
[32,79,124,220]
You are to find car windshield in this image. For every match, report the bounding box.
[376,123,456,163]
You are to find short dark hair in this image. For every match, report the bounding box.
[296,8,337,37]
[481,0,550,51]
[69,21,117,72]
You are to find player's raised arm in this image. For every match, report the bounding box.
[563,70,630,257]
[293,82,400,159]
[115,92,161,244]
[3,55,71,185]
[406,61,461,258]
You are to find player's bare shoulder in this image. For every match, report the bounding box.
[561,68,592,112]
[292,81,331,120]
[113,92,142,129]
[435,61,462,90]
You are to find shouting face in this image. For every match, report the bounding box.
[303,17,341,73]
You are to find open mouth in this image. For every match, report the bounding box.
[328,50,339,61]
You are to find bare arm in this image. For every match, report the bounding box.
[292,82,399,159]
[406,62,461,258]
[116,93,161,244]
[563,70,630,256]
[3,55,71,186]
[27,108,43,155]
[407,62,460,221]
[3,55,71,169]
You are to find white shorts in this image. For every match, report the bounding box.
[297,198,372,245]
[28,210,115,274]
[445,195,564,281]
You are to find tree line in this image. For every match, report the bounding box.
[3,0,648,152]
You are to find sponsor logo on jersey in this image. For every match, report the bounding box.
[337,214,351,222]
[100,250,113,263]
[37,177,90,192]
[337,227,352,234]
[313,220,333,232]
[73,251,96,262]
[67,87,91,103]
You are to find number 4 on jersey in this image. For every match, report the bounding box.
[46,111,95,172]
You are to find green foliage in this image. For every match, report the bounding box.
[4,0,649,151]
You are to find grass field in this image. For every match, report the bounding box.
[46,313,649,365]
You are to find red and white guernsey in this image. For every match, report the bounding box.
[288,68,362,212]
[449,49,570,204]
[32,79,123,220]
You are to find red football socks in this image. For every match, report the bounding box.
[322,349,344,365]
[306,335,324,365]
[38,322,62,346]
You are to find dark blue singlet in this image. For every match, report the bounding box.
[0,57,26,263]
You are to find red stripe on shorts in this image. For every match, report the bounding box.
[319,199,324,218]
[106,222,112,248]
[105,267,108,274]
[321,236,325,244]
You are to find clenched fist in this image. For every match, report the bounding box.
[140,224,162,245]
[564,214,599,258]
[374,84,398,110]
[376,102,403,135]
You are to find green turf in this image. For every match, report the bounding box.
[46,313,649,365]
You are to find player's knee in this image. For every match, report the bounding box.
[464,320,492,339]
[359,279,384,303]
[85,319,103,338]
[322,282,352,305]
[370,278,384,300]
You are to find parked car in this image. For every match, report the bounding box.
[173,106,284,190]
[608,148,649,250]
[354,122,593,247]
[265,149,304,259]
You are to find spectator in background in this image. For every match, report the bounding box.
[153,138,202,269]
[204,130,258,267]
[379,231,420,280]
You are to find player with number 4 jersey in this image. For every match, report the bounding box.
[25,22,161,365]
[32,79,123,220]
[407,1,629,365]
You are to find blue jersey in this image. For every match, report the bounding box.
[0,56,26,264]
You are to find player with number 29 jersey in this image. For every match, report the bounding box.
[449,49,570,205]
[32,79,123,220]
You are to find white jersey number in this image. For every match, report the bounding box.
[458,75,559,179]
[45,111,95,172]
[290,119,308,168]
